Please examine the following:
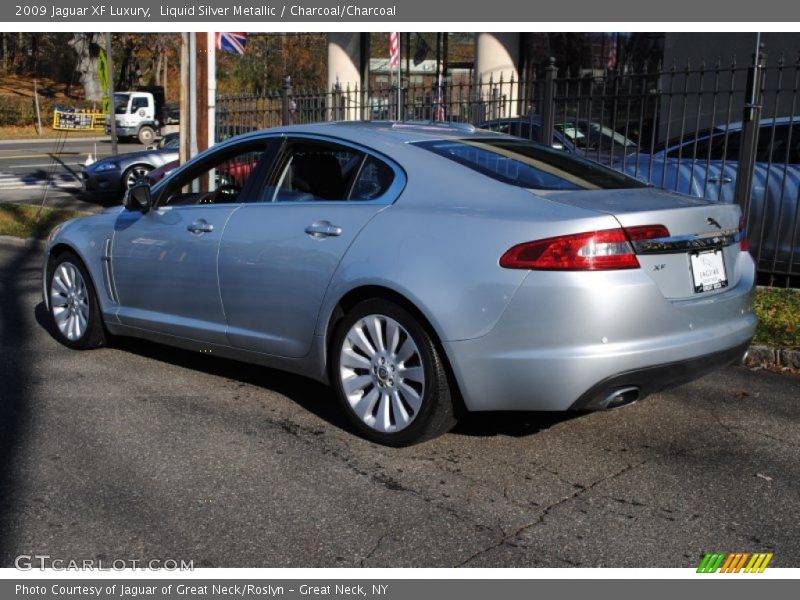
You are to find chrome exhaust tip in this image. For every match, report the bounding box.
[602,386,640,409]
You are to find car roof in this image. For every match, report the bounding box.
[222,120,507,148]
[713,116,797,132]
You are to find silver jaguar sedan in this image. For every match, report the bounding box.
[43,122,756,446]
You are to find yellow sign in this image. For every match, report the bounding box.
[52,108,106,131]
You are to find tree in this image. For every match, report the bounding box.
[217,33,327,94]
[68,33,104,101]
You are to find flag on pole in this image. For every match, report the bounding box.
[389,32,399,69]
[216,32,248,55]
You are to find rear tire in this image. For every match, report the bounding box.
[330,299,457,446]
[47,251,106,350]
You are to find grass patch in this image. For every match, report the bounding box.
[0,125,103,140]
[753,287,800,349]
[0,203,88,240]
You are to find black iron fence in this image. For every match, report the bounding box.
[217,48,800,287]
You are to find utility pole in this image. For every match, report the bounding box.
[105,32,117,156]
[196,32,208,154]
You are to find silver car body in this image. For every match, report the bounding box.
[45,122,756,413]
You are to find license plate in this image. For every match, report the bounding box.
[690,250,728,293]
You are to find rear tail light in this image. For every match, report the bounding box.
[500,225,670,271]
[738,215,749,252]
[624,225,670,241]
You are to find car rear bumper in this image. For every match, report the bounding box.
[567,340,750,410]
[443,253,757,412]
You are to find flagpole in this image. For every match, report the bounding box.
[397,38,401,121]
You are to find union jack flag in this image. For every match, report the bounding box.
[216,32,248,55]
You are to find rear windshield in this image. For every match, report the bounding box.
[414,138,646,190]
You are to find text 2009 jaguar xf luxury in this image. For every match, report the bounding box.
[43,122,756,445]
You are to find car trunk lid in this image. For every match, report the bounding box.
[533,188,744,299]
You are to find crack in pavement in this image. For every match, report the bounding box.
[711,413,795,447]
[359,533,386,567]
[452,460,647,567]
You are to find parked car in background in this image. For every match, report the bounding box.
[479,117,638,164]
[618,117,800,276]
[82,133,179,194]
[146,159,179,185]
[45,122,755,446]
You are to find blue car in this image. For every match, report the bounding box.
[618,117,800,276]
[479,117,638,164]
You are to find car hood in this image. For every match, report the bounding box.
[88,148,178,170]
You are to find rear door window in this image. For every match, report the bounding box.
[261,140,396,202]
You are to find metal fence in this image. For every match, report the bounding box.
[217,48,800,287]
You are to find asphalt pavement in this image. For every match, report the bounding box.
[0,137,141,211]
[0,242,798,568]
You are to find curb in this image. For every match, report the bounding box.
[745,345,800,373]
[0,136,109,145]
[0,235,45,249]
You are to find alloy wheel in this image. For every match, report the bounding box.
[339,314,426,433]
[50,261,89,341]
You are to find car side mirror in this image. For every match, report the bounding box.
[551,142,564,151]
[123,182,153,213]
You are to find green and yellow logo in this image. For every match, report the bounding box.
[697,552,773,573]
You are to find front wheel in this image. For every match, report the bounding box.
[330,299,457,446]
[123,164,152,189]
[137,126,156,145]
[47,251,106,350]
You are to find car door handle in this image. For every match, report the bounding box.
[187,219,214,234]
[305,221,342,238]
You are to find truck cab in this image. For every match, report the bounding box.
[106,88,170,145]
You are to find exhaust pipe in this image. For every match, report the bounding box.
[601,386,640,409]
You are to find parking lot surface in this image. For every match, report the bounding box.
[0,243,798,568]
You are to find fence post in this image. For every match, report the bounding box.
[734,44,766,217]
[281,76,293,126]
[333,80,342,121]
[541,57,558,147]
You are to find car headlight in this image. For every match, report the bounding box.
[93,161,119,172]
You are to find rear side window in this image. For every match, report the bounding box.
[416,138,645,190]
[667,131,741,161]
[351,156,395,200]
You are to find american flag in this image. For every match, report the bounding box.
[389,32,399,69]
[216,32,248,55]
